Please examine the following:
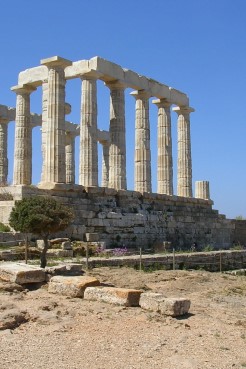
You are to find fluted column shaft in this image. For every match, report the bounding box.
[0,120,8,184]
[41,57,71,184]
[106,81,126,190]
[101,143,109,187]
[173,106,194,197]
[195,181,210,200]
[41,80,48,183]
[65,132,75,184]
[12,85,35,185]
[131,90,152,193]
[79,75,98,187]
[153,99,173,195]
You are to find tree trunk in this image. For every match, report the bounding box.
[40,236,49,268]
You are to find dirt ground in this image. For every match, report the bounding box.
[0,266,246,369]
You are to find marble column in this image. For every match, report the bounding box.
[11,84,36,185]
[153,98,173,195]
[65,132,75,184]
[173,106,194,197]
[79,73,98,187]
[0,119,9,185]
[41,79,48,183]
[40,56,72,184]
[101,143,109,187]
[131,90,152,193]
[106,81,127,190]
[195,181,210,200]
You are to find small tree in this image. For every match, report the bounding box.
[9,196,74,268]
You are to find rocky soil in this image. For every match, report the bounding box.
[0,267,246,369]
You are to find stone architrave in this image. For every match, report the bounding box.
[131,90,152,193]
[0,119,9,185]
[41,56,72,184]
[65,132,75,184]
[79,73,99,187]
[101,142,109,187]
[153,98,173,195]
[106,81,127,190]
[173,106,194,198]
[12,84,36,185]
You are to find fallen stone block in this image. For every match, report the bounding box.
[45,264,83,281]
[139,292,191,316]
[0,263,46,284]
[48,275,100,298]
[84,286,142,306]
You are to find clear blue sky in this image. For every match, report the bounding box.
[0,0,246,219]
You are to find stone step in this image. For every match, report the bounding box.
[48,275,100,298]
[139,292,191,316]
[84,286,142,306]
[0,263,46,284]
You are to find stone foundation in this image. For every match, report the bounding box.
[0,184,241,250]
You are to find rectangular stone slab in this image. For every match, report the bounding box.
[84,286,142,306]
[48,275,100,298]
[139,292,191,316]
[0,263,46,284]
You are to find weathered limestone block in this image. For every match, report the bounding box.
[107,212,122,219]
[0,263,46,284]
[139,292,191,316]
[84,286,142,306]
[48,275,100,297]
[85,233,99,242]
[62,241,72,250]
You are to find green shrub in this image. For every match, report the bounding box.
[0,222,11,232]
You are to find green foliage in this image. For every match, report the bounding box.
[202,244,214,252]
[9,196,74,237]
[235,215,245,220]
[9,196,74,268]
[0,222,10,232]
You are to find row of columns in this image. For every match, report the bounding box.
[7,57,196,198]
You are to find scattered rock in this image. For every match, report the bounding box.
[48,275,100,297]
[84,286,143,306]
[0,263,46,284]
[139,292,191,316]
[0,309,29,330]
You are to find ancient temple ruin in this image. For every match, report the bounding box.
[0,56,241,248]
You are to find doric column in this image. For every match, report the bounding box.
[79,73,98,187]
[195,181,210,200]
[40,56,72,184]
[173,106,194,197]
[101,143,109,187]
[106,81,127,190]
[65,132,75,184]
[0,119,9,185]
[153,98,173,195]
[131,90,152,193]
[41,79,48,183]
[11,84,36,185]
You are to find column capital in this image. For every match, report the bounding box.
[130,89,152,99]
[105,80,126,90]
[152,98,172,108]
[80,70,102,80]
[11,84,36,94]
[41,56,72,69]
[173,106,195,114]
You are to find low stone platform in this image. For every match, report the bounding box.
[84,286,142,306]
[0,263,46,284]
[139,292,191,316]
[48,275,100,297]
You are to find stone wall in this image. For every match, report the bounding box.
[0,184,240,250]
